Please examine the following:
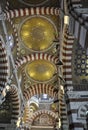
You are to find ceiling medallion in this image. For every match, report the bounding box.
[19,0,49,6]
[25,60,57,82]
[19,15,57,52]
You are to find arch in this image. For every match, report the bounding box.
[78,103,88,119]
[9,84,20,122]
[15,53,58,69]
[62,26,74,88]
[0,39,9,93]
[0,84,20,123]
[7,18,18,44]
[23,84,57,101]
[5,7,60,19]
[28,110,58,125]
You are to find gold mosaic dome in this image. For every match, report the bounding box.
[26,60,56,82]
[20,16,57,51]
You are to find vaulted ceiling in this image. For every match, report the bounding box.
[0,0,62,129]
[0,0,88,130]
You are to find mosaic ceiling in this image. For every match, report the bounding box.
[0,0,61,127]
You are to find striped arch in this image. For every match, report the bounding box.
[59,86,68,127]
[62,26,74,89]
[0,39,9,93]
[23,84,57,101]
[22,68,26,90]
[15,53,58,69]
[6,1,9,11]
[78,103,88,119]
[5,7,60,19]
[7,18,18,43]
[4,1,9,12]
[23,103,30,124]
[28,110,58,125]
[9,84,20,122]
[67,0,88,49]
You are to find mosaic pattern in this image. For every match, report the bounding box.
[20,16,57,52]
[26,60,56,82]
[74,44,88,76]
[33,114,54,125]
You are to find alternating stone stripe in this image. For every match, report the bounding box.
[78,103,88,119]
[62,27,74,89]
[9,84,20,122]
[67,0,80,19]
[67,0,83,25]
[24,103,30,125]
[0,39,9,93]
[67,0,88,29]
[66,91,88,130]
[7,19,18,43]
[28,110,58,125]
[4,1,9,12]
[24,84,57,101]
[15,53,58,69]
[22,68,26,89]
[5,7,60,19]
[67,0,88,50]
[69,15,88,49]
[59,87,68,129]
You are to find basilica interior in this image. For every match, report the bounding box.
[0,0,88,130]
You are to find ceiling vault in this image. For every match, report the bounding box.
[0,0,88,130]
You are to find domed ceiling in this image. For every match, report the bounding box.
[1,0,88,129]
[20,16,57,52]
[25,60,56,82]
